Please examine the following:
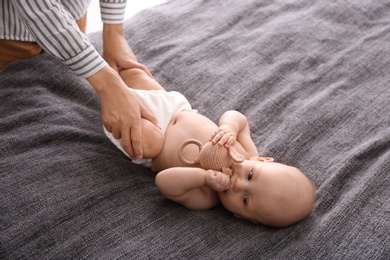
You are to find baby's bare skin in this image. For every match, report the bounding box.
[119,68,256,173]
[119,68,315,227]
[151,111,216,172]
[153,109,256,172]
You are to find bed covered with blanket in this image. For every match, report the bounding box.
[1,0,389,259]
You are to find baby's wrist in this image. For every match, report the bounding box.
[219,124,238,135]
[204,170,213,187]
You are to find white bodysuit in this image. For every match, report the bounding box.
[104,89,196,167]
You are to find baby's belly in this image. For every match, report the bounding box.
[151,111,218,172]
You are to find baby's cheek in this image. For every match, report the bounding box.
[219,191,238,213]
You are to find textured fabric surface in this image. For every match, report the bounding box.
[1,0,389,259]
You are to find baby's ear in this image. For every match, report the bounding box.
[250,156,274,162]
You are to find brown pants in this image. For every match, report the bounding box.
[0,13,87,69]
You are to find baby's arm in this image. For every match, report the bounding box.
[155,168,229,210]
[210,110,258,156]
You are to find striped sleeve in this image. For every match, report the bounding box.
[0,1,33,41]
[12,0,106,78]
[100,0,127,24]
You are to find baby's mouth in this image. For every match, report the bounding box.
[227,175,236,191]
[223,175,233,192]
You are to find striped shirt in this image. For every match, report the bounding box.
[0,0,127,78]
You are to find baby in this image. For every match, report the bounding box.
[105,68,315,227]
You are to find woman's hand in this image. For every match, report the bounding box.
[88,65,157,159]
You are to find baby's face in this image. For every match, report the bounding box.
[218,159,315,227]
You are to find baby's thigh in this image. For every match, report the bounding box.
[120,68,164,90]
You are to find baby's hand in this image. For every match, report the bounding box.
[209,125,237,147]
[205,170,231,192]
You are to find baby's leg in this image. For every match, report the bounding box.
[119,68,165,91]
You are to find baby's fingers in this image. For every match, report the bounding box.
[205,170,230,191]
[218,134,236,147]
[213,172,230,191]
[219,174,231,191]
[210,130,223,144]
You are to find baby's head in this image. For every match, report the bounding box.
[218,157,315,227]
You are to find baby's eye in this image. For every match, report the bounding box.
[243,194,248,205]
[247,171,253,181]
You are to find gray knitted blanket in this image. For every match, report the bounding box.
[1,0,389,259]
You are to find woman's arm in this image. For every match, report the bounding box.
[12,0,105,78]
[13,1,158,160]
[155,167,230,210]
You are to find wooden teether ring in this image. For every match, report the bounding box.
[178,139,202,166]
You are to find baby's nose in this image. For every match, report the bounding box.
[232,178,245,192]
